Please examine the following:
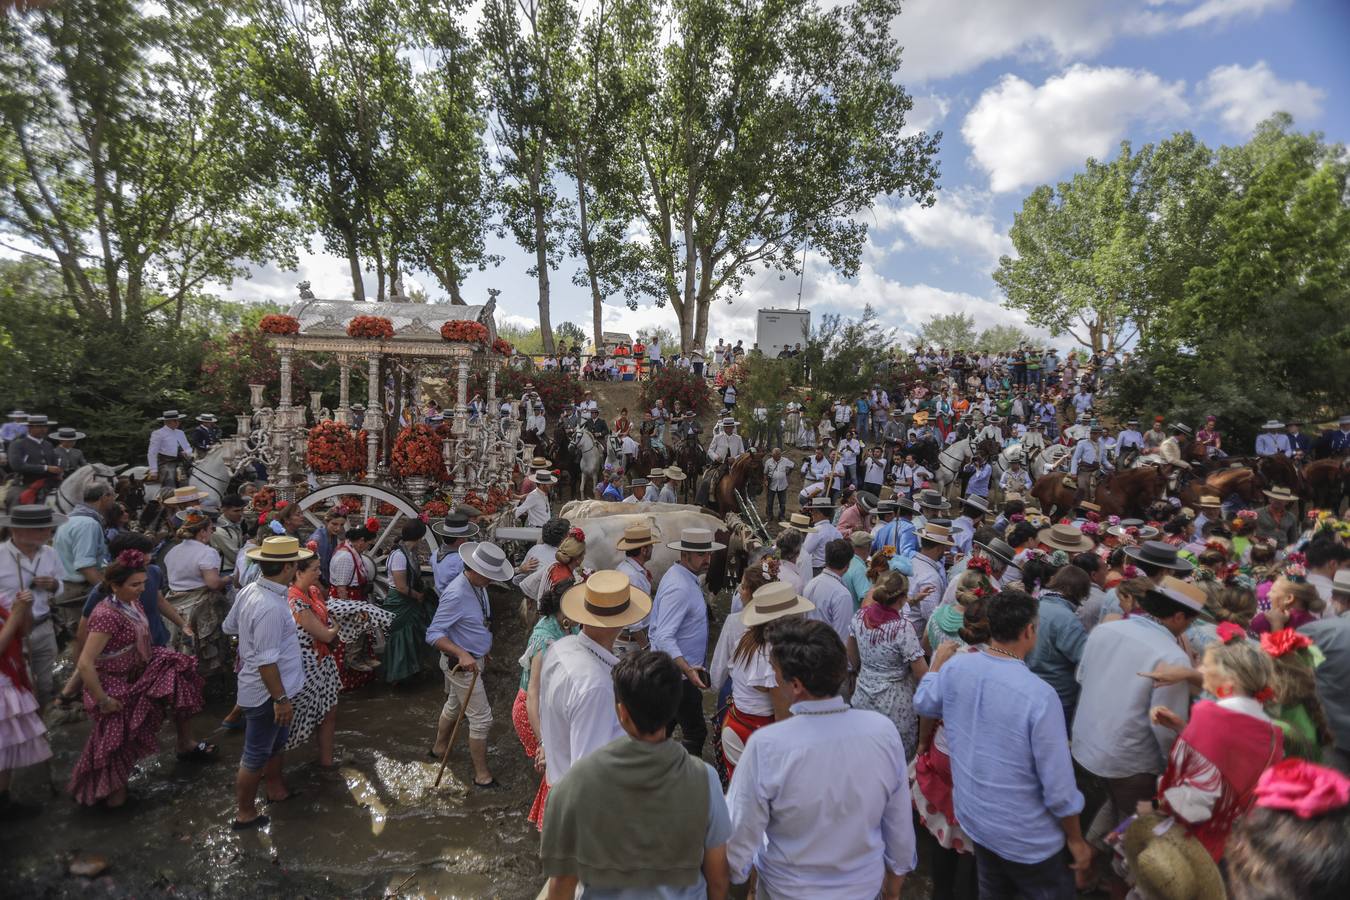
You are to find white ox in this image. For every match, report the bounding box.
[566,509,728,592]
[558,499,705,519]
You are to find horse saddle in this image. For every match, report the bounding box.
[1062,474,1078,489]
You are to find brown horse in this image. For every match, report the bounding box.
[1032,467,1166,518]
[1179,466,1265,508]
[1304,458,1350,512]
[708,450,764,516]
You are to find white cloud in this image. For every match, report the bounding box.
[1199,61,1324,134]
[962,65,1189,193]
[894,0,1291,82]
[900,93,951,138]
[874,191,1012,268]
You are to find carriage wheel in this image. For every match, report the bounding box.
[296,483,439,598]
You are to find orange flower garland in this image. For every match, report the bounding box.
[348,315,395,339]
[440,320,488,343]
[462,486,510,516]
[391,424,446,480]
[492,337,514,356]
[258,314,300,335]
[306,420,358,474]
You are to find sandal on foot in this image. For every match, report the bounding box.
[472,778,501,790]
[231,814,270,831]
[176,741,219,762]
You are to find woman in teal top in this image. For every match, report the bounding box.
[514,578,575,829]
[381,520,434,683]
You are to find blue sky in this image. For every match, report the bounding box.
[231,0,1349,350]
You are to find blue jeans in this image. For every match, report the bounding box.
[856,412,870,439]
[241,699,291,772]
[973,843,1075,900]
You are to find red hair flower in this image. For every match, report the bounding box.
[1260,628,1313,658]
[1216,621,1247,644]
[1254,685,1276,703]
[115,549,148,569]
[1254,758,1350,819]
[364,516,380,534]
[968,556,994,576]
[568,527,587,543]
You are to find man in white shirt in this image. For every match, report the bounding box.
[0,505,65,708]
[838,430,862,489]
[763,447,793,521]
[1254,420,1289,457]
[540,571,651,786]
[622,478,650,503]
[147,409,194,491]
[515,471,555,527]
[801,497,842,576]
[613,525,658,655]
[727,618,916,899]
[1069,424,1111,501]
[906,522,950,635]
[801,447,832,500]
[619,431,640,473]
[227,536,311,829]
[804,539,855,646]
[1117,419,1144,456]
[707,418,745,465]
[1000,458,1032,496]
[832,399,852,439]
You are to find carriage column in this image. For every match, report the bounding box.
[276,346,294,496]
[364,351,382,482]
[337,354,351,425]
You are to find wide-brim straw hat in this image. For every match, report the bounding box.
[740,581,815,627]
[1261,420,1284,430]
[532,470,557,485]
[1124,540,1195,572]
[1078,501,1102,514]
[615,524,659,550]
[666,527,725,553]
[163,486,210,506]
[916,522,955,546]
[1262,486,1297,503]
[1153,576,1208,615]
[561,570,652,629]
[0,504,67,529]
[159,410,183,421]
[648,469,667,480]
[779,513,818,533]
[1037,523,1094,554]
[245,535,315,563]
[806,496,836,510]
[664,466,687,481]
[1195,494,1223,510]
[1330,569,1350,598]
[458,541,515,582]
[530,456,552,468]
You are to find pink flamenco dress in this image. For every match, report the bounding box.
[68,598,205,806]
[0,607,53,773]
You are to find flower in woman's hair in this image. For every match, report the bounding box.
[1260,628,1313,659]
[968,555,994,576]
[115,549,148,569]
[1216,621,1247,644]
[269,520,286,535]
[257,512,269,526]
[1253,758,1350,818]
[1108,515,1121,526]
[1080,521,1100,536]
[1237,509,1258,521]
[1285,562,1308,583]
[1009,513,1025,523]
[568,527,586,543]
[364,516,380,534]
[1254,685,1276,704]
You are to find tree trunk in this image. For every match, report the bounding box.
[345,228,366,302]
[574,162,605,354]
[530,169,555,354]
[693,244,713,351]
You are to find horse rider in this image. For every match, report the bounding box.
[649,399,668,446]
[1,409,28,453]
[1255,420,1289,458]
[147,409,195,493]
[1286,421,1312,460]
[5,414,62,509]
[1068,422,1111,501]
[706,417,745,484]
[975,414,1004,447]
[1063,413,1091,444]
[1328,415,1350,455]
[581,407,609,440]
[1000,455,1032,496]
[1143,415,1167,452]
[188,413,221,452]
[51,426,88,475]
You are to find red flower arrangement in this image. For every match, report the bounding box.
[347,315,395,339]
[1261,628,1313,659]
[305,420,358,475]
[462,486,510,516]
[422,498,450,519]
[258,314,300,335]
[391,424,446,480]
[334,495,364,517]
[639,366,714,418]
[251,486,276,513]
[440,320,488,343]
[376,501,398,517]
[492,337,514,356]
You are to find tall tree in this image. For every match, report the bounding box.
[479,0,573,352]
[976,324,1032,354]
[614,0,939,351]
[915,312,977,350]
[994,135,1220,353]
[0,0,298,327]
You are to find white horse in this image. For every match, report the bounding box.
[572,428,605,499]
[189,445,255,504]
[936,438,974,496]
[1032,444,1071,480]
[50,464,121,513]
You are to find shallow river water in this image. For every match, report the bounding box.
[5,584,942,899]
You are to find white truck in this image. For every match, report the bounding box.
[755,308,811,357]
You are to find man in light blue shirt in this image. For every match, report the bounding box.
[426,541,514,788]
[1026,567,1090,728]
[843,531,873,608]
[650,528,723,756]
[915,590,1089,896]
[52,482,113,602]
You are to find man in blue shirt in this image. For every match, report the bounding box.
[915,590,1090,897]
[650,527,724,756]
[426,541,514,788]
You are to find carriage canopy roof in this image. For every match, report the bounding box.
[284,297,499,344]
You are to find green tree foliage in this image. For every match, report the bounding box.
[0,0,300,327]
[1115,117,1350,442]
[806,306,896,409]
[554,321,588,349]
[915,312,976,350]
[737,356,796,423]
[613,0,940,351]
[994,134,1220,353]
[976,324,1032,354]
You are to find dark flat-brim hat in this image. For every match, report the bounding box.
[51,427,86,441]
[915,489,950,511]
[975,537,1017,566]
[1124,540,1195,572]
[432,512,480,539]
[961,495,990,515]
[0,504,67,529]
